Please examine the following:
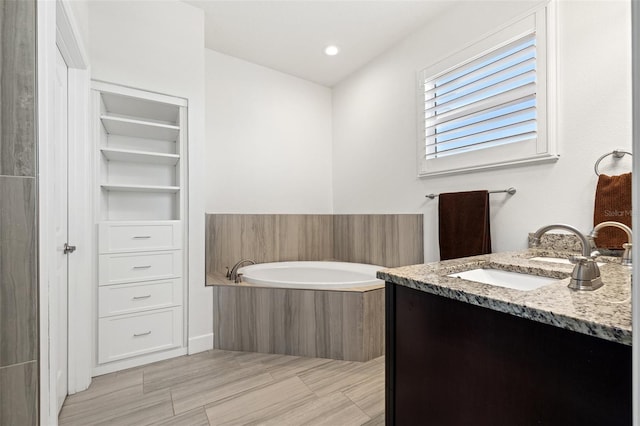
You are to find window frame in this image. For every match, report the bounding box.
[416,2,558,177]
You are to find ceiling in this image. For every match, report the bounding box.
[184,1,454,87]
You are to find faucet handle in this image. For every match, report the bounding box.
[570,252,601,265]
[225,266,231,278]
[569,255,587,265]
[621,243,632,266]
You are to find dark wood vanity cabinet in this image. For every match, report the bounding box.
[385,283,632,426]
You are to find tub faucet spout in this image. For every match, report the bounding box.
[228,259,256,282]
[531,224,603,291]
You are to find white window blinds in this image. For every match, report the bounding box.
[423,34,537,159]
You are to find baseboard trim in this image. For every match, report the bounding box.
[92,347,188,376]
[188,333,214,354]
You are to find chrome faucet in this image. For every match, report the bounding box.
[589,221,632,266]
[531,224,603,291]
[227,259,256,283]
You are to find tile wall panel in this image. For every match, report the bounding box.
[0,176,37,366]
[333,214,424,268]
[206,214,335,276]
[206,213,423,277]
[0,0,38,423]
[0,0,36,177]
[0,361,38,426]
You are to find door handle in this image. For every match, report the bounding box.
[64,243,77,254]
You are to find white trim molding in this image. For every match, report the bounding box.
[66,67,92,395]
[188,333,214,355]
[92,348,188,377]
[38,1,56,422]
[55,0,89,69]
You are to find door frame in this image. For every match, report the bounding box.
[53,45,69,413]
[38,0,91,423]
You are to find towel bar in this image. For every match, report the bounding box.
[594,149,632,176]
[425,187,517,199]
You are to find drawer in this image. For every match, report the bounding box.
[99,250,182,285]
[99,221,181,253]
[98,307,183,364]
[98,279,182,317]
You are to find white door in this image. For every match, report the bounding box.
[54,47,69,413]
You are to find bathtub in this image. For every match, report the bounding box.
[237,261,384,290]
[213,260,385,361]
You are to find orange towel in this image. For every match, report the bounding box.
[439,191,491,260]
[593,173,632,249]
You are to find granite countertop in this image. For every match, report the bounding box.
[378,248,632,345]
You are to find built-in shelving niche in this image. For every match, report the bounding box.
[93,82,188,375]
[97,89,185,222]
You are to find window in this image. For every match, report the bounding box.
[417,4,557,177]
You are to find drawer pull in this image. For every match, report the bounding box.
[132,265,152,269]
[133,331,152,337]
[132,294,152,300]
[132,236,152,239]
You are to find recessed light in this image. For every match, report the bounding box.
[324,45,339,56]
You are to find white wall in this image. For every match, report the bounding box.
[332,0,632,262]
[86,0,212,352]
[67,0,89,49]
[205,50,333,214]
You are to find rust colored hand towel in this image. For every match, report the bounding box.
[439,190,492,261]
[593,173,632,249]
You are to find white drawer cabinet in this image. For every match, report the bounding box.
[98,279,182,317]
[98,307,183,364]
[99,221,182,253]
[94,82,187,372]
[99,250,182,285]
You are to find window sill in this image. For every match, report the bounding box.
[417,152,559,178]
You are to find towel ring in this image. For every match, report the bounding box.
[594,149,632,176]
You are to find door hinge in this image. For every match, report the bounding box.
[64,243,77,254]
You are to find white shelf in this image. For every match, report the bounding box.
[101,91,181,124]
[101,148,180,165]
[101,184,180,193]
[101,115,180,141]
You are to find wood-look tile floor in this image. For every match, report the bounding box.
[59,350,385,426]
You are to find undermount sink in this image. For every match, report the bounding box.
[448,268,557,291]
[529,256,605,267]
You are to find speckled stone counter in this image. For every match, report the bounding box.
[378,249,632,345]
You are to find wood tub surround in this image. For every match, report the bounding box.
[333,214,423,267]
[212,285,384,362]
[206,214,420,362]
[205,213,424,280]
[206,214,335,277]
